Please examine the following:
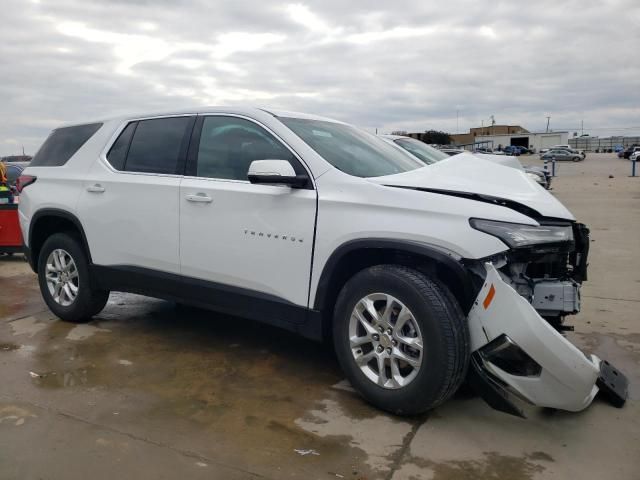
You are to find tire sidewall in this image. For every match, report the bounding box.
[333,266,460,413]
[37,233,94,322]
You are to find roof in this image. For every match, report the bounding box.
[55,106,343,129]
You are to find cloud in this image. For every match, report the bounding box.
[1,0,639,155]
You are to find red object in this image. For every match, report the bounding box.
[0,204,23,253]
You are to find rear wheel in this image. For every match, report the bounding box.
[333,265,469,415]
[37,233,109,322]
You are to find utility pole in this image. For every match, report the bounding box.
[546,116,551,133]
[581,119,584,136]
[456,110,459,134]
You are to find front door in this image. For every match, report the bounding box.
[179,115,317,311]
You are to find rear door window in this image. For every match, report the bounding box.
[31,123,103,166]
[124,117,192,175]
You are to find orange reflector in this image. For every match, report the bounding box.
[483,284,496,310]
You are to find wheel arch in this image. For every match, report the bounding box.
[28,209,92,273]
[313,239,478,341]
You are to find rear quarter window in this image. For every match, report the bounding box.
[106,122,136,170]
[31,123,103,166]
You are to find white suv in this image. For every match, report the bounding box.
[18,107,626,416]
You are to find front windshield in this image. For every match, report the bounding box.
[279,117,423,178]
[393,137,449,165]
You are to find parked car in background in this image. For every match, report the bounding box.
[629,150,640,162]
[623,146,640,159]
[540,145,570,154]
[381,135,550,189]
[541,149,583,162]
[502,145,521,156]
[547,147,585,159]
[380,135,449,164]
[542,145,585,158]
[436,146,465,156]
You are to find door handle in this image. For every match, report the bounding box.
[185,193,213,203]
[86,184,105,193]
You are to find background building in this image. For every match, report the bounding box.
[449,125,568,151]
[449,125,529,146]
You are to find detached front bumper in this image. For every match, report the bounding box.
[467,263,627,416]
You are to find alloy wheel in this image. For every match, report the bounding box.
[349,293,423,389]
[45,248,79,306]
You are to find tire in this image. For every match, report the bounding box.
[573,156,580,162]
[332,265,469,415]
[37,232,109,323]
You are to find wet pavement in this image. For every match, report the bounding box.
[1,154,639,479]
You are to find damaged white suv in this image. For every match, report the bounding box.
[18,107,627,417]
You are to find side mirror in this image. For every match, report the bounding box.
[247,160,308,188]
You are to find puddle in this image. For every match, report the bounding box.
[9,316,49,337]
[295,398,414,472]
[66,324,111,341]
[399,451,549,480]
[0,342,20,352]
[30,366,95,388]
[0,405,37,426]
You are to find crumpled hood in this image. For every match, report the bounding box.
[367,152,574,220]
[474,153,523,170]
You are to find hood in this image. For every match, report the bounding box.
[367,152,574,220]
[473,153,523,170]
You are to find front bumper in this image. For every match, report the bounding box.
[468,263,627,416]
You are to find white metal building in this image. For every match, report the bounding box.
[474,131,569,152]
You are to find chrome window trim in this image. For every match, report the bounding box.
[99,114,194,178]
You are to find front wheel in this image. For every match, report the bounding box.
[333,265,469,415]
[37,233,109,323]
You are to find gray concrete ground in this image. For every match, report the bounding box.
[1,153,638,480]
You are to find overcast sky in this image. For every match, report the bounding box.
[1,0,639,155]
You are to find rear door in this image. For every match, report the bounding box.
[78,115,194,273]
[179,115,317,309]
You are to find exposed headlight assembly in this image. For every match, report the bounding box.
[470,219,573,248]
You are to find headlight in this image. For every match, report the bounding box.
[470,219,573,248]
